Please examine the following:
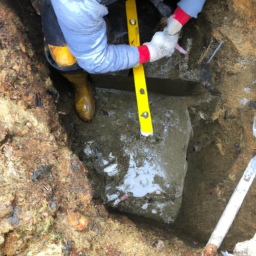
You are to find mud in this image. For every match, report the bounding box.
[1,0,256,255]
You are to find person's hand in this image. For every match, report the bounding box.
[143,31,179,62]
[164,7,191,36]
[164,17,183,36]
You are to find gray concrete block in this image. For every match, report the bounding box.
[82,89,192,223]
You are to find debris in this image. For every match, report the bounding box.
[244,88,251,93]
[3,233,21,256]
[216,143,225,156]
[175,44,188,55]
[13,208,22,213]
[31,165,53,181]
[95,205,108,217]
[0,195,14,219]
[0,219,14,234]
[193,144,202,152]
[233,233,256,256]
[43,185,49,191]
[35,93,42,108]
[253,114,256,137]
[119,195,129,204]
[58,111,67,115]
[221,251,234,256]
[9,216,20,226]
[198,111,207,120]
[19,42,26,53]
[67,211,88,231]
[239,98,249,105]
[0,236,4,246]
[155,240,165,252]
[198,37,214,64]
[50,202,57,210]
[207,41,224,64]
[32,0,42,15]
[228,174,236,181]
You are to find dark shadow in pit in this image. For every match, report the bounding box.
[90,74,199,96]
[8,0,46,63]
[107,206,207,249]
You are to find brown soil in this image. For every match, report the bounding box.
[1,0,256,255]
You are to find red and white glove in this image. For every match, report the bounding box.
[136,7,190,64]
[137,32,179,63]
[164,7,191,36]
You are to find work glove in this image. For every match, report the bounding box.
[164,7,191,36]
[137,7,190,64]
[143,31,179,62]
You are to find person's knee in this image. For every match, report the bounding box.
[48,45,77,68]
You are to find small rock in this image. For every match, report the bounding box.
[67,211,88,231]
[4,233,22,256]
[95,205,108,218]
[13,208,22,213]
[234,233,256,256]
[0,195,14,218]
[216,143,225,156]
[0,219,14,234]
[0,235,4,245]
[155,240,165,252]
[50,202,57,210]
[198,111,207,120]
[9,216,20,226]
[193,144,202,152]
[229,174,236,181]
[31,165,53,181]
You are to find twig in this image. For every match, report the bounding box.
[197,37,213,65]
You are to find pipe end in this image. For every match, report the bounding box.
[204,244,218,256]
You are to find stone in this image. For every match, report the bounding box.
[80,89,192,223]
[0,235,4,246]
[0,195,14,219]
[155,240,165,252]
[234,233,256,256]
[0,219,14,234]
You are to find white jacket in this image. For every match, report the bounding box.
[51,0,206,74]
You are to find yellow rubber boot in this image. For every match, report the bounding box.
[48,44,95,122]
[62,73,95,122]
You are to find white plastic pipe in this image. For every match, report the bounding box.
[253,114,256,137]
[206,156,256,249]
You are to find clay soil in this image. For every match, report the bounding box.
[0,0,256,255]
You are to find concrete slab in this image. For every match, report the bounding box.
[80,89,192,223]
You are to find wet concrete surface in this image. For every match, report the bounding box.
[59,88,192,223]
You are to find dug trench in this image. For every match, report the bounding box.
[1,0,256,255]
